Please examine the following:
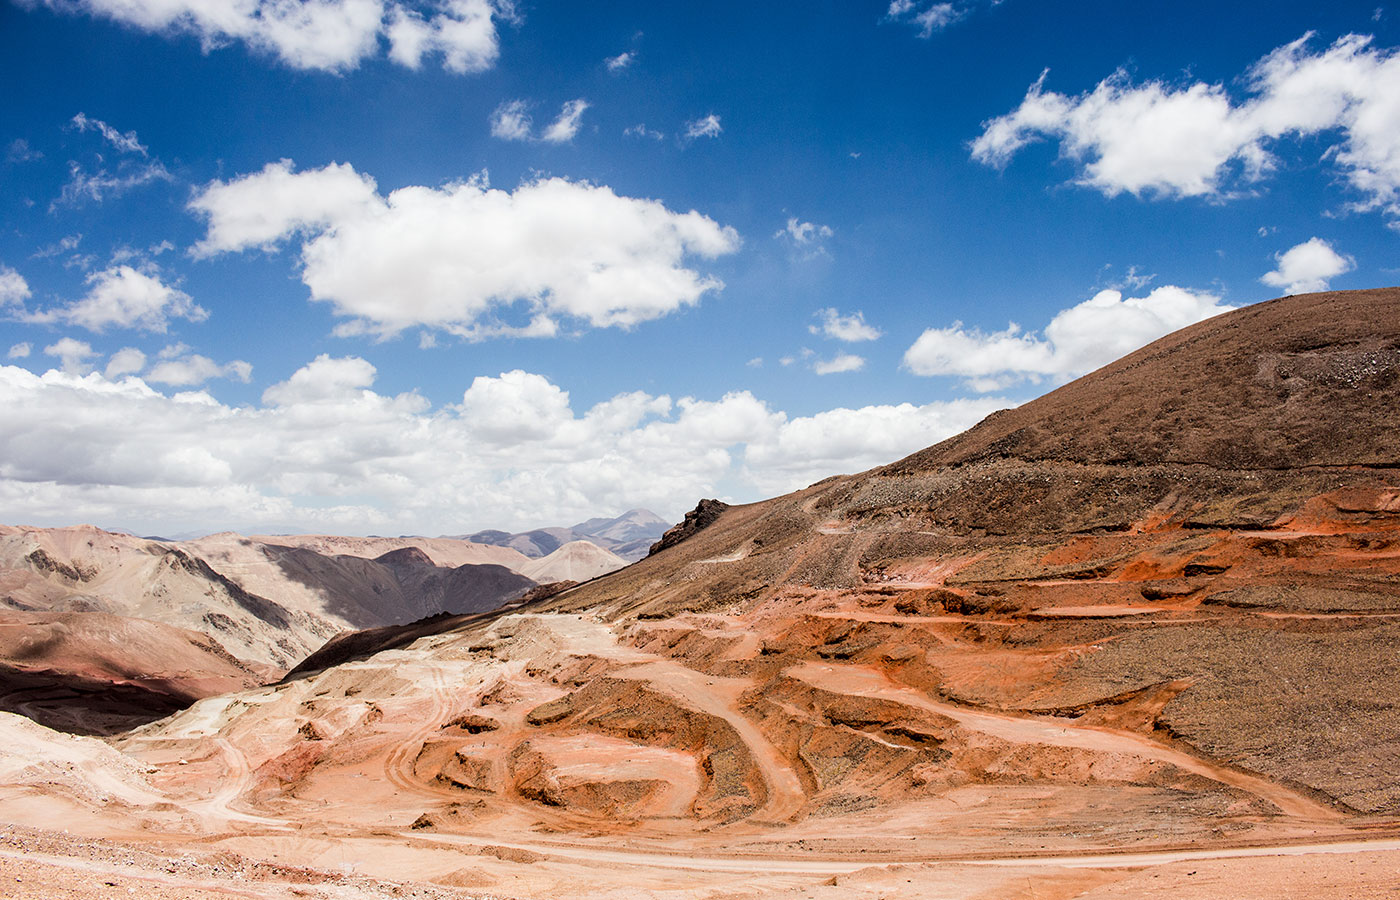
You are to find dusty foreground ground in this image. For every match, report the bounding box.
[2,814,1400,898]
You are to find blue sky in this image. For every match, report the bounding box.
[1,0,1397,535]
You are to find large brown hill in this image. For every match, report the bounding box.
[895,286,1399,470]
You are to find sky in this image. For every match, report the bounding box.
[1,0,1397,536]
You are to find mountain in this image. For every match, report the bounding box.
[518,540,629,583]
[0,527,540,673]
[3,288,1398,899]
[0,608,274,735]
[460,508,669,562]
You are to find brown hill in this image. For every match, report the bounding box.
[900,287,1399,470]
[0,527,540,672]
[5,289,1400,899]
[0,609,274,734]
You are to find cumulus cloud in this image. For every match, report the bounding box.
[541,99,589,143]
[21,266,207,333]
[811,308,881,342]
[776,217,834,258]
[146,352,253,386]
[0,359,1008,535]
[605,51,633,72]
[43,338,96,375]
[8,343,32,359]
[191,161,741,339]
[973,33,1400,219]
[685,114,723,140]
[740,397,1008,495]
[0,266,31,307]
[903,285,1234,390]
[385,0,508,73]
[489,99,534,140]
[104,347,146,379]
[28,0,511,74]
[813,353,866,375]
[777,218,833,245]
[189,160,379,255]
[1260,237,1355,294]
[490,98,588,142]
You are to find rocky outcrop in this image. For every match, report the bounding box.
[648,499,730,556]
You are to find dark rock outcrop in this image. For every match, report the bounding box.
[648,500,730,556]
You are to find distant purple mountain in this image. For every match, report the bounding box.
[451,509,670,563]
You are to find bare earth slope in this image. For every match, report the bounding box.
[0,609,274,734]
[3,288,1399,899]
[0,529,540,737]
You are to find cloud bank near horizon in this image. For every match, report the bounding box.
[0,358,1008,536]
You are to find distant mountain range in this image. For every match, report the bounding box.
[0,513,644,732]
[453,508,670,562]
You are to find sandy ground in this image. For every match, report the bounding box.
[3,822,1400,899]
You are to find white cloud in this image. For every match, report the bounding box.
[262,353,379,405]
[685,114,723,140]
[457,369,573,443]
[191,162,741,339]
[605,51,633,72]
[541,99,589,143]
[775,217,834,256]
[973,33,1400,219]
[8,343,32,360]
[740,397,1009,495]
[43,338,96,375]
[489,99,533,141]
[190,160,379,256]
[1260,237,1355,294]
[104,347,147,378]
[624,123,664,141]
[32,234,83,261]
[0,266,31,306]
[56,159,172,208]
[778,218,833,245]
[0,359,1009,535]
[385,0,505,73]
[29,0,511,74]
[146,352,253,386]
[886,1,959,37]
[490,98,587,143]
[813,353,866,375]
[7,139,42,163]
[23,266,207,333]
[810,307,881,342]
[70,112,147,156]
[903,285,1235,390]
